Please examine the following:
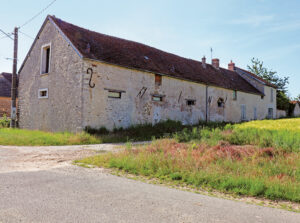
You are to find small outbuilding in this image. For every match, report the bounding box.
[0,72,12,117]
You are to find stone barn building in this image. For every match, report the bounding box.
[18,16,277,132]
[0,72,13,117]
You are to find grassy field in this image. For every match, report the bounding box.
[77,118,300,203]
[0,120,193,146]
[0,128,102,146]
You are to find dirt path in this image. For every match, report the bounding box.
[0,144,122,173]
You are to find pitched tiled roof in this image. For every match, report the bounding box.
[235,67,276,88]
[49,16,262,95]
[290,101,300,105]
[0,73,12,97]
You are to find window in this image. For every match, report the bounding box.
[186,100,196,106]
[261,95,264,100]
[38,88,48,99]
[155,74,162,86]
[217,98,225,107]
[271,88,274,102]
[254,107,257,120]
[108,91,121,99]
[152,95,163,102]
[41,43,51,74]
[268,108,273,119]
[233,90,237,100]
[104,88,125,99]
[241,104,246,120]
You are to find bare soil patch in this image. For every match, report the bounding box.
[0,144,121,173]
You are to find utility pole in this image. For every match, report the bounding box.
[10,27,18,128]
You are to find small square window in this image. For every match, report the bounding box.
[186,100,196,106]
[38,89,48,99]
[152,96,163,102]
[155,74,162,86]
[233,90,237,100]
[108,91,121,99]
[41,44,51,74]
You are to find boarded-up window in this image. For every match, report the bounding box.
[152,96,163,102]
[108,91,121,99]
[241,104,246,120]
[268,108,273,119]
[155,74,162,86]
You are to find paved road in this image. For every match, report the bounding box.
[0,145,299,223]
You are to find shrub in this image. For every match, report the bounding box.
[0,115,10,128]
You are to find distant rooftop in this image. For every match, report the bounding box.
[0,72,12,97]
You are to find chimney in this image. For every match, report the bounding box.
[212,58,219,69]
[228,60,235,71]
[85,43,91,54]
[202,56,206,68]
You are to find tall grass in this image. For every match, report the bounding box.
[85,120,189,142]
[227,118,300,152]
[0,128,102,146]
[77,139,300,202]
[77,118,300,202]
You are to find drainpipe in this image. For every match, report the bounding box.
[206,85,208,122]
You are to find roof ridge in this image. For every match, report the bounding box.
[20,15,264,96]
[49,16,209,67]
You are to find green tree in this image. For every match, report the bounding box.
[247,58,290,111]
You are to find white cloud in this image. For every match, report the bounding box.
[266,21,300,33]
[263,44,300,60]
[230,14,274,27]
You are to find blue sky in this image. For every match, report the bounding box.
[0,0,299,97]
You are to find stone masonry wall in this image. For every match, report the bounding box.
[82,60,277,130]
[18,20,83,132]
[18,19,277,132]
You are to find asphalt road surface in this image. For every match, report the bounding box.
[0,145,299,223]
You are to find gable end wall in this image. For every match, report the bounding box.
[18,20,84,132]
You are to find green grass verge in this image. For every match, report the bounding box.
[0,120,226,146]
[0,128,102,146]
[76,139,300,202]
[76,118,300,202]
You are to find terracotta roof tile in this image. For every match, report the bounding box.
[235,67,276,88]
[0,73,12,97]
[50,16,263,95]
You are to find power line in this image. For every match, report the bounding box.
[0,32,13,40]
[19,30,34,40]
[19,0,57,29]
[0,28,13,40]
